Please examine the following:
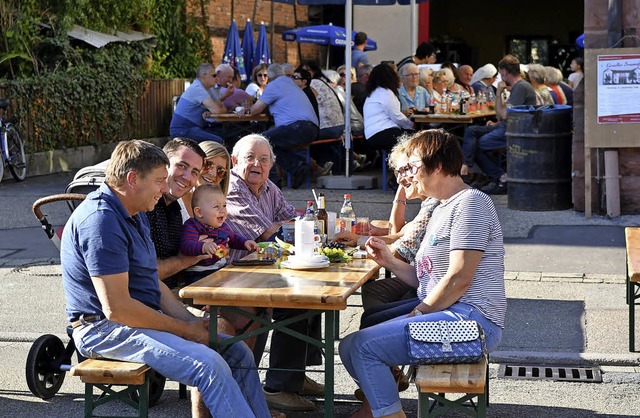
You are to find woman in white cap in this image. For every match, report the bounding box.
[471,63,498,96]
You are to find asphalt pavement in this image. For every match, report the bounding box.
[2,171,640,417]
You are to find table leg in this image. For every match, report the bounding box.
[209,306,219,349]
[324,310,335,418]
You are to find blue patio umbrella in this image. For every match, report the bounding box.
[254,22,271,69]
[281,24,377,51]
[576,33,585,49]
[242,19,255,79]
[222,20,247,82]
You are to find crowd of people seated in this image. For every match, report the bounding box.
[63,36,582,418]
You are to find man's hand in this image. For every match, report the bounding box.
[181,318,209,345]
[497,81,507,92]
[222,84,235,99]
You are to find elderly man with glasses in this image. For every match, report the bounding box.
[170,63,228,143]
[225,134,326,411]
[398,63,431,117]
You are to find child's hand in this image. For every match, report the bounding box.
[245,240,259,252]
[202,241,218,256]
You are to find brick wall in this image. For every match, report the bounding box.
[193,0,322,67]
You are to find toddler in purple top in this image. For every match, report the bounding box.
[180,184,258,283]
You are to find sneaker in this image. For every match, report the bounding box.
[298,376,325,397]
[318,161,333,176]
[483,180,507,195]
[263,388,315,411]
[356,153,367,167]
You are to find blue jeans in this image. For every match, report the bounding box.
[170,126,223,144]
[73,319,270,418]
[475,121,507,180]
[262,120,319,175]
[339,302,502,417]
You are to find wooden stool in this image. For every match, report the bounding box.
[70,359,151,418]
[414,357,488,418]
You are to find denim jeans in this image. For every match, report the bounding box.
[339,302,502,417]
[73,319,270,418]
[262,120,319,175]
[475,121,507,180]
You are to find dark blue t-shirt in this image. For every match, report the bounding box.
[61,183,161,321]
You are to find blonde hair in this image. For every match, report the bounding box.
[199,141,231,194]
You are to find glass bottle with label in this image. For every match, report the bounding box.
[339,194,356,233]
[316,193,328,236]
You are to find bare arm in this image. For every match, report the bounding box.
[413,249,482,314]
[156,254,210,281]
[389,187,408,234]
[365,237,418,288]
[202,97,227,114]
[256,222,282,242]
[91,272,208,344]
[495,81,507,121]
[249,100,268,115]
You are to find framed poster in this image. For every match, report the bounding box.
[585,48,640,148]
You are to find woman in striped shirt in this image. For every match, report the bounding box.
[339,129,506,418]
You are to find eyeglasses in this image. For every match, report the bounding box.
[395,160,423,177]
[404,73,420,77]
[339,73,346,77]
[292,75,302,80]
[257,73,268,78]
[243,154,271,166]
[203,161,227,176]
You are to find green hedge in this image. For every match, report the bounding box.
[3,43,149,153]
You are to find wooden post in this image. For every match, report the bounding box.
[604,150,620,217]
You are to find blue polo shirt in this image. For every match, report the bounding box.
[170,79,210,132]
[61,183,161,321]
[398,85,431,111]
[351,49,369,68]
[259,76,319,127]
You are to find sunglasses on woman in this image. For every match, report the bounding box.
[203,161,227,176]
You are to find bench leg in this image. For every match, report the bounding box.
[630,278,637,352]
[84,383,94,418]
[83,375,150,418]
[382,151,388,191]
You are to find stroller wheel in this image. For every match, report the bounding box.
[26,334,67,399]
[129,370,166,407]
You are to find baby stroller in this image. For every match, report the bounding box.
[25,162,176,406]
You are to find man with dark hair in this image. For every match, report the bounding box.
[460,54,536,194]
[351,32,369,68]
[293,67,319,120]
[61,139,271,418]
[397,41,437,71]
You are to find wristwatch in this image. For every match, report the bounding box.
[412,307,424,316]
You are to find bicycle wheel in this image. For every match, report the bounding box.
[4,125,26,181]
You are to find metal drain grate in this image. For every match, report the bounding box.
[498,364,602,383]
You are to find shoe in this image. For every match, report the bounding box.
[290,165,309,189]
[270,410,286,418]
[298,376,325,397]
[354,388,365,402]
[356,153,367,167]
[263,388,315,411]
[483,180,508,195]
[318,161,333,177]
[392,365,410,392]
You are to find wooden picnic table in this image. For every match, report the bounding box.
[411,110,496,125]
[204,112,269,123]
[179,253,381,418]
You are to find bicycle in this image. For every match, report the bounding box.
[0,97,27,183]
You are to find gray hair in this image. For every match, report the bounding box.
[358,64,373,75]
[419,66,433,85]
[441,67,455,87]
[267,63,283,80]
[232,134,276,165]
[196,63,215,79]
[216,63,234,74]
[400,63,418,77]
[323,69,340,85]
[282,63,294,72]
[544,66,563,85]
[527,64,546,84]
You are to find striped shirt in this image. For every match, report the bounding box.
[225,171,297,260]
[180,219,248,267]
[415,188,506,328]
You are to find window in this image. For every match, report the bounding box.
[507,37,551,65]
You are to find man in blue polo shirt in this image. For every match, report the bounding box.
[247,63,319,188]
[60,139,270,418]
[170,63,227,143]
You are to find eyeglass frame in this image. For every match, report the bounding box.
[243,154,272,166]
[394,160,423,177]
[292,75,303,80]
[202,160,227,176]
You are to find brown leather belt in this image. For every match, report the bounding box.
[70,314,104,329]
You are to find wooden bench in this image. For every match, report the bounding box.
[625,227,640,351]
[70,359,151,418]
[414,356,488,418]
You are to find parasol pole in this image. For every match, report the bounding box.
[344,0,353,177]
[410,0,417,53]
